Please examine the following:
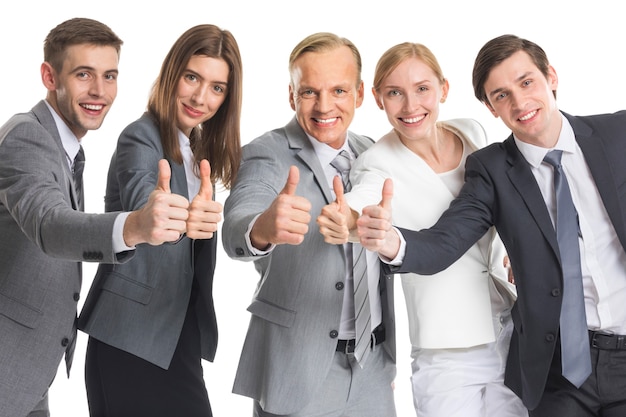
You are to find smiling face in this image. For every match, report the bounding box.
[175,55,229,136]
[483,50,561,147]
[373,57,448,146]
[289,46,364,149]
[42,44,119,139]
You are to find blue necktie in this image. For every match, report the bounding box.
[544,150,591,387]
[330,150,371,364]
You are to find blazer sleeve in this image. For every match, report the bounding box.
[0,114,122,263]
[111,117,168,211]
[222,132,291,261]
[395,151,495,275]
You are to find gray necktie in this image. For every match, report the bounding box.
[543,150,591,387]
[330,150,371,364]
[73,146,85,211]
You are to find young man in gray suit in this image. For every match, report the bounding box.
[222,32,396,417]
[356,35,626,416]
[0,18,191,417]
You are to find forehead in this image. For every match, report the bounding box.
[485,51,538,87]
[61,44,119,72]
[186,55,229,80]
[384,57,439,84]
[291,46,359,87]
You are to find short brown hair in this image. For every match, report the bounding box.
[472,34,551,104]
[44,17,123,73]
[147,24,243,189]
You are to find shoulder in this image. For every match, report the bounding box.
[441,118,487,149]
[348,131,375,156]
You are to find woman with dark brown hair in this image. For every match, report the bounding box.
[78,24,242,416]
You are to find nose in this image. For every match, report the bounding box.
[88,77,105,97]
[191,84,209,105]
[404,93,420,112]
[315,91,333,113]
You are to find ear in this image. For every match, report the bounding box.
[372,87,384,110]
[547,64,558,93]
[41,62,56,91]
[440,78,450,103]
[355,80,364,108]
[288,84,296,111]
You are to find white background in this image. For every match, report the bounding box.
[1,1,624,415]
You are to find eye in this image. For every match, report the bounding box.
[300,89,316,98]
[495,92,507,101]
[185,74,198,82]
[334,88,346,95]
[417,86,428,93]
[522,79,532,87]
[104,73,117,81]
[387,89,401,97]
[77,72,90,80]
[213,84,225,94]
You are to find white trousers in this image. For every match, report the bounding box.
[410,314,528,417]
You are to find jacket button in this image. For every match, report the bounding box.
[545,333,555,343]
[73,293,80,301]
[335,282,344,290]
[551,288,561,297]
[235,247,245,256]
[61,337,70,347]
[329,330,339,339]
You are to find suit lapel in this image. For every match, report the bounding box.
[285,118,335,203]
[504,137,560,258]
[32,101,80,210]
[567,113,626,246]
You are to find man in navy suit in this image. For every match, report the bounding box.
[355,34,626,416]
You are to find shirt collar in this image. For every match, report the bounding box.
[513,113,577,168]
[305,132,352,168]
[44,100,81,161]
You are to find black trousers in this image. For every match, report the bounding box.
[85,295,211,417]
[530,335,626,417]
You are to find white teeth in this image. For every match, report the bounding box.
[315,117,337,124]
[401,115,424,124]
[82,104,103,111]
[519,110,537,121]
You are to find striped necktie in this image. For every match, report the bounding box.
[330,150,371,364]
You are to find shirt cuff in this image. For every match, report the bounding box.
[380,226,405,265]
[246,213,275,255]
[113,212,135,253]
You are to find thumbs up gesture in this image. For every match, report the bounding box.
[317,175,356,244]
[187,159,223,240]
[250,165,312,249]
[123,159,190,247]
[357,178,399,257]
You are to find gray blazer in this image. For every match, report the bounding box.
[222,117,395,415]
[78,113,218,369]
[0,101,129,417]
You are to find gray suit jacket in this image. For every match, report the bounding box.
[222,117,395,415]
[0,101,130,417]
[78,113,218,369]
[394,111,626,410]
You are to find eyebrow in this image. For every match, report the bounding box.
[68,65,119,75]
[488,71,531,98]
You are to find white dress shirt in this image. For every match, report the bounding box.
[514,114,626,334]
[307,136,383,339]
[44,100,132,254]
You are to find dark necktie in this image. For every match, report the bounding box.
[330,150,371,364]
[543,150,591,387]
[73,146,85,211]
